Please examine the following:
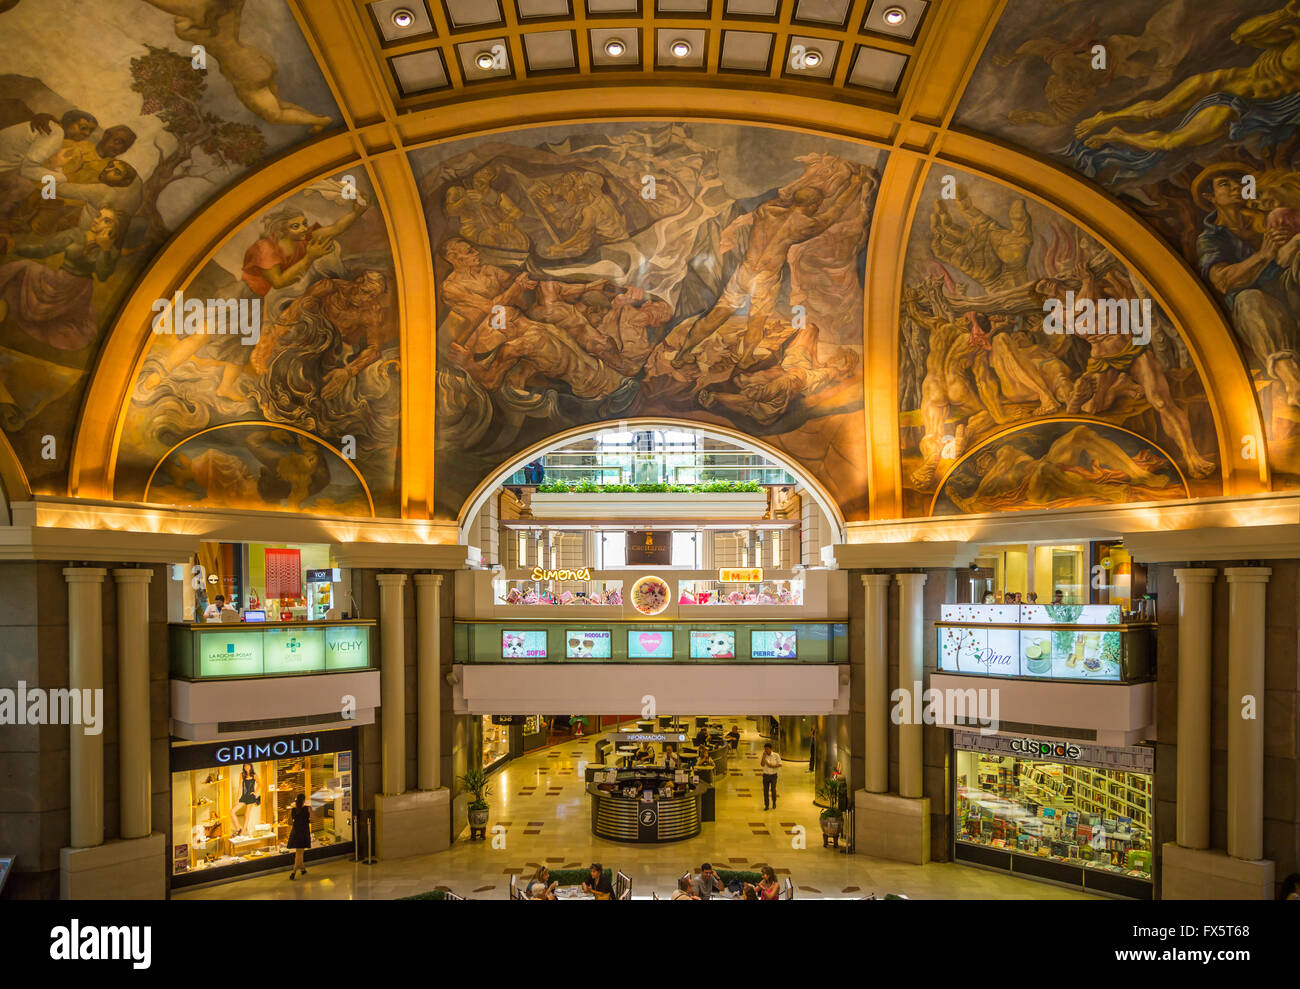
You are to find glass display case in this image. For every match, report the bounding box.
[493,577,624,606]
[170,729,354,887]
[677,578,803,606]
[481,715,510,770]
[955,749,1153,885]
[936,604,1152,682]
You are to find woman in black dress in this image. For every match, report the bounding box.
[287,793,311,879]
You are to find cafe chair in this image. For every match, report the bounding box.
[509,874,520,900]
[778,877,795,900]
[651,891,660,900]
[615,871,632,900]
[445,891,465,900]
[883,892,909,899]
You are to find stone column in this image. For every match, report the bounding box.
[1174,568,1216,849]
[414,573,443,792]
[377,573,408,796]
[895,573,928,799]
[64,568,107,849]
[113,568,153,840]
[862,574,891,793]
[1225,567,1270,861]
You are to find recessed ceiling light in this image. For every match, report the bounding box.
[391,7,415,28]
[670,39,692,58]
[802,49,822,68]
[882,6,906,26]
[604,38,626,57]
[476,51,496,69]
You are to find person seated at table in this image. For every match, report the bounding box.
[725,725,741,750]
[692,862,728,900]
[632,741,656,764]
[741,883,759,901]
[755,866,780,901]
[528,881,556,900]
[693,726,709,748]
[582,862,614,899]
[671,876,699,900]
[663,743,681,770]
[529,866,559,898]
[696,748,715,770]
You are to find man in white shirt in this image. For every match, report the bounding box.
[203,594,236,622]
[760,742,782,810]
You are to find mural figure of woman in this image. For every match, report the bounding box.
[0,206,124,350]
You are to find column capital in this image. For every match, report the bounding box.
[413,573,444,587]
[1173,568,1217,584]
[1224,567,1272,583]
[63,567,107,583]
[894,572,929,589]
[376,573,408,588]
[861,574,892,589]
[111,568,154,584]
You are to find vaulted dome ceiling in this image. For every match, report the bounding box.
[0,0,1288,532]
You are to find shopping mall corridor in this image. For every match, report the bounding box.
[176,722,1096,900]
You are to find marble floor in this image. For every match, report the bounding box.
[176,720,1097,900]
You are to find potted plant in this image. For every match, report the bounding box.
[817,775,846,841]
[458,768,492,830]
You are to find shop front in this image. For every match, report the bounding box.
[169,728,356,889]
[952,730,1154,899]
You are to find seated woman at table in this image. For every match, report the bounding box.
[632,741,656,764]
[695,748,715,770]
[741,883,760,901]
[528,882,556,900]
[755,866,780,901]
[529,866,559,899]
[663,743,682,770]
[582,862,613,899]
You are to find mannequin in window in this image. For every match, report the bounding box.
[232,762,260,837]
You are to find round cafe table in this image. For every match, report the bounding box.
[554,885,595,900]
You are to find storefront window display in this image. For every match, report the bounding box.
[955,741,1153,889]
[481,715,511,770]
[170,729,354,887]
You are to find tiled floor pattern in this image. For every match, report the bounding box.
[176,720,1097,901]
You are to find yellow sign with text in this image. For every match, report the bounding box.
[718,568,762,582]
[530,567,593,581]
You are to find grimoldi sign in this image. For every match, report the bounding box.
[952,729,1154,774]
[627,530,672,565]
[171,728,355,772]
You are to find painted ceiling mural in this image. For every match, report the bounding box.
[957,0,1300,487]
[898,168,1218,517]
[115,169,400,517]
[0,0,338,491]
[410,122,882,521]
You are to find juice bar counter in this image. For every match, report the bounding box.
[588,768,708,843]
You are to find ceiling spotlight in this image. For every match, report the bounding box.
[391,7,415,28]
[604,38,626,57]
[802,48,822,68]
[670,39,692,58]
[476,51,496,69]
[882,6,906,26]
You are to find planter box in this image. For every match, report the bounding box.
[529,491,769,520]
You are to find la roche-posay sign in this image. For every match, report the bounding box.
[198,632,264,677]
[326,625,370,669]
